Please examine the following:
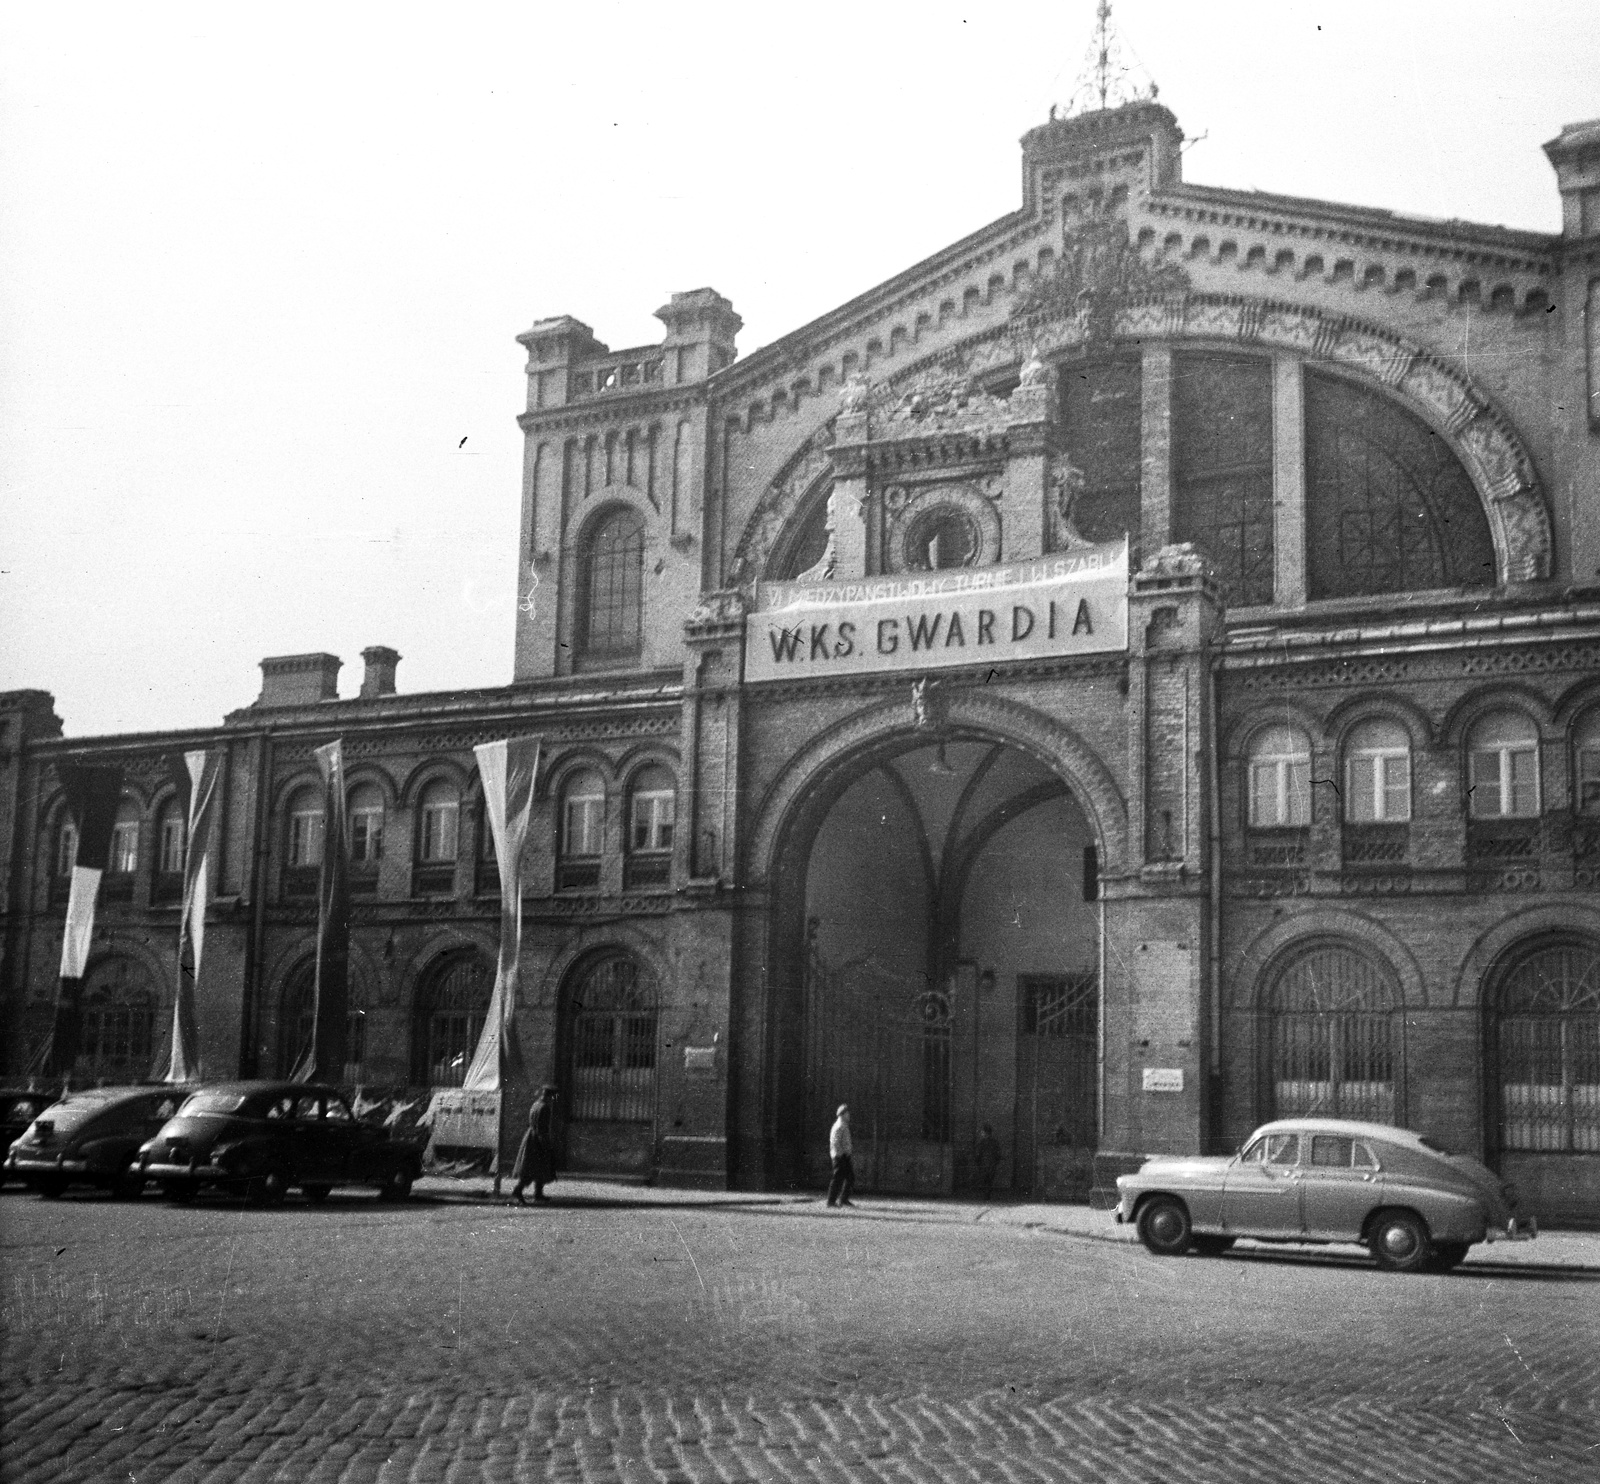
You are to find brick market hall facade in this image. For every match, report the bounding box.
[4,100,1600,1221]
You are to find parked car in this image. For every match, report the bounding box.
[6,1087,186,1198]
[1114,1117,1538,1272]
[0,1090,57,1187]
[137,1081,423,1204]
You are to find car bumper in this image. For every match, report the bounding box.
[10,1155,92,1176]
[1483,1215,1538,1243]
[141,1160,230,1183]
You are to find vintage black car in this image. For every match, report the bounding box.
[138,1081,422,1204]
[6,1086,185,1198]
[0,1090,56,1186]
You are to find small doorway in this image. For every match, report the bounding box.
[1014,974,1097,1199]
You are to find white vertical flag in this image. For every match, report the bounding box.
[163,749,222,1084]
[462,736,541,1092]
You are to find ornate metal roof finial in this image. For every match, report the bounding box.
[1062,0,1158,117]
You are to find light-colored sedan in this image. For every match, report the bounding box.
[1114,1118,1537,1272]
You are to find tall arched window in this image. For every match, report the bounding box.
[277,960,367,1083]
[153,795,187,904]
[557,769,605,890]
[579,508,646,659]
[1344,719,1411,823]
[413,950,492,1088]
[283,786,324,899]
[1574,710,1600,815]
[1490,939,1600,1153]
[1468,711,1540,819]
[1247,725,1312,829]
[1264,943,1401,1123]
[104,797,141,901]
[566,953,658,1123]
[1304,370,1496,599]
[624,764,675,888]
[77,957,157,1082]
[51,815,78,908]
[413,779,459,896]
[348,783,385,880]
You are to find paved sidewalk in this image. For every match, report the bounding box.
[415,1173,1600,1266]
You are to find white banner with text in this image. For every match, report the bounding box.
[746,540,1128,682]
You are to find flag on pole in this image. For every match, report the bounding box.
[292,740,350,1084]
[47,764,124,1076]
[161,749,223,1084]
[462,736,541,1091]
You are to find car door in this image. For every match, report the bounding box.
[288,1092,333,1181]
[316,1094,360,1185]
[1299,1133,1382,1239]
[1221,1132,1303,1234]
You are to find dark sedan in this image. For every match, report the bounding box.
[138,1081,423,1204]
[0,1090,56,1186]
[6,1087,185,1198]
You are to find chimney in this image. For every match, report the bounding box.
[256,653,342,707]
[1544,119,1600,239]
[360,646,400,699]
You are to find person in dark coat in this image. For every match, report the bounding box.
[511,1085,558,1205]
[975,1123,1002,1202]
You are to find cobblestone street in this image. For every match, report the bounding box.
[3,1183,1598,1483]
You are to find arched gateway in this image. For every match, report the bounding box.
[746,695,1125,1199]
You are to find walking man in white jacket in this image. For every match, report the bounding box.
[826,1103,855,1208]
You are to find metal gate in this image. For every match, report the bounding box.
[1015,974,1098,1199]
[802,943,953,1195]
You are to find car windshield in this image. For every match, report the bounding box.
[29,1094,118,1133]
[177,1089,251,1117]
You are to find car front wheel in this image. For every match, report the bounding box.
[1136,1196,1192,1256]
[1424,1241,1470,1273]
[378,1168,414,1202]
[1369,1210,1431,1272]
[245,1164,290,1207]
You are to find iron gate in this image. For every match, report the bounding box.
[802,943,953,1194]
[1015,974,1098,1198]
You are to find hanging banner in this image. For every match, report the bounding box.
[162,749,223,1084]
[462,735,542,1092]
[745,539,1128,683]
[292,739,350,1084]
[47,764,124,1076]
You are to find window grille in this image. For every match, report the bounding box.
[1304,370,1495,599]
[1173,354,1274,607]
[278,961,367,1083]
[1018,974,1097,1151]
[580,508,646,657]
[77,958,156,1081]
[1492,940,1600,1153]
[1265,944,1400,1123]
[1057,358,1142,549]
[415,952,492,1087]
[567,955,657,1123]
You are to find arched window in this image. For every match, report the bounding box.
[414,779,459,896]
[1468,711,1540,819]
[1575,710,1600,815]
[1247,725,1312,829]
[579,508,645,659]
[1491,939,1600,1153]
[566,954,657,1123]
[773,486,832,580]
[77,957,157,1082]
[413,950,492,1088]
[557,769,605,890]
[625,764,675,888]
[277,960,367,1083]
[1304,370,1496,599]
[283,786,323,899]
[1264,943,1401,1123]
[1344,719,1411,823]
[153,796,187,904]
[103,797,141,902]
[348,782,384,867]
[53,816,78,903]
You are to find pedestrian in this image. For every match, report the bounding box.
[975,1122,1002,1201]
[511,1085,558,1205]
[825,1103,855,1208]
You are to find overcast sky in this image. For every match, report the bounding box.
[3,0,1597,738]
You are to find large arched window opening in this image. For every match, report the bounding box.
[1056,357,1142,549]
[578,507,646,660]
[565,953,658,1124]
[771,485,832,580]
[348,782,385,895]
[1490,938,1600,1154]
[1342,718,1412,869]
[283,785,324,899]
[903,507,978,571]
[153,795,186,904]
[624,764,676,889]
[1304,370,1496,599]
[277,960,367,1083]
[77,957,157,1083]
[104,796,141,902]
[412,950,492,1088]
[1263,943,1402,1124]
[413,778,459,896]
[1245,725,1312,864]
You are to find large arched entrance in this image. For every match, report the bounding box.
[769,730,1102,1198]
